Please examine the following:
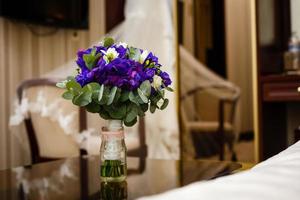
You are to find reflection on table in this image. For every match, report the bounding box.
[0,156,241,200]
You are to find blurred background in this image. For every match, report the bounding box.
[0,0,300,171]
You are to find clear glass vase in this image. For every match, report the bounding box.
[100,181,128,199]
[100,120,127,182]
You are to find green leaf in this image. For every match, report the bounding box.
[113,88,121,103]
[86,82,100,101]
[126,103,138,123]
[120,91,130,102]
[108,104,126,119]
[150,94,161,104]
[104,37,115,47]
[66,79,81,96]
[66,79,81,90]
[99,86,110,105]
[150,103,156,113]
[128,47,141,62]
[129,90,145,105]
[107,86,117,105]
[137,106,145,117]
[87,82,100,91]
[66,76,75,82]
[85,101,101,113]
[137,88,148,103]
[99,110,111,120]
[137,80,151,103]
[129,91,139,105]
[141,103,149,112]
[72,90,92,106]
[165,87,174,92]
[124,117,137,127]
[98,84,104,102]
[136,93,145,104]
[160,98,169,110]
[62,91,73,100]
[139,80,151,97]
[82,48,101,70]
[83,54,92,69]
[91,48,97,56]
[56,80,67,89]
[158,89,165,99]
[95,52,101,59]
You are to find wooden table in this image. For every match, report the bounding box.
[0,156,241,200]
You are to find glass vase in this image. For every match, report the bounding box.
[100,181,127,200]
[100,120,127,182]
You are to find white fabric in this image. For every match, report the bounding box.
[12,159,77,198]
[10,0,179,160]
[138,141,300,200]
[10,86,140,157]
[180,45,240,100]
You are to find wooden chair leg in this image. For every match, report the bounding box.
[219,100,225,161]
[231,152,237,161]
[219,132,224,161]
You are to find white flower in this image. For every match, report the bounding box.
[139,50,149,64]
[56,79,69,89]
[101,47,119,64]
[152,75,162,90]
[117,42,127,48]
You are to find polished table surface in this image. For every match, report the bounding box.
[0,156,241,200]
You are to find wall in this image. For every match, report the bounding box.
[0,0,105,170]
[225,0,254,133]
[182,0,194,54]
[291,0,300,35]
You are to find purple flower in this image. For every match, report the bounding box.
[74,42,171,91]
[75,70,94,86]
[146,52,159,65]
[94,45,107,54]
[113,45,127,58]
[160,71,172,87]
[76,49,91,72]
[145,68,156,79]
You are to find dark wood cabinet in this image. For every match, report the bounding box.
[259,75,300,159]
[255,0,299,160]
[262,75,300,102]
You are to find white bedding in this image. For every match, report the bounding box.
[138,141,300,200]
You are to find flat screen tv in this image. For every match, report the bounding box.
[0,0,88,29]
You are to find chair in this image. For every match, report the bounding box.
[181,86,239,160]
[17,78,147,164]
[179,46,240,161]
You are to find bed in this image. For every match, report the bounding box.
[139,140,300,200]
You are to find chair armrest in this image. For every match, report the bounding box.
[181,84,240,102]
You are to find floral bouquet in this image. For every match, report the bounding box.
[57,37,173,182]
[57,37,173,126]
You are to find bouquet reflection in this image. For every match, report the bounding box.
[100,181,127,200]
